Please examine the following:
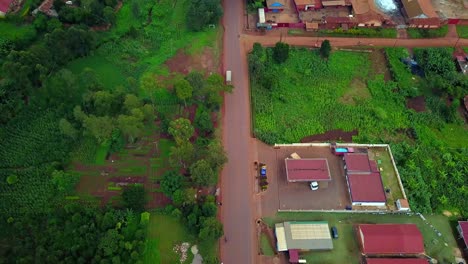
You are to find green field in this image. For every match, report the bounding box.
[144,213,195,264]
[0,21,36,42]
[260,233,275,256]
[264,212,458,264]
[407,25,448,39]
[456,25,468,38]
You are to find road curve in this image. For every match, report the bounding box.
[220,0,257,263]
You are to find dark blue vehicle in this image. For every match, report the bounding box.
[331,226,338,239]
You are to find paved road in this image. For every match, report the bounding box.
[220,0,258,263]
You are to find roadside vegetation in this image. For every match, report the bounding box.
[289,27,397,38]
[249,43,468,216]
[264,212,458,263]
[407,25,448,39]
[457,25,468,38]
[0,0,225,262]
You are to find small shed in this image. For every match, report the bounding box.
[305,22,319,31]
[396,199,410,211]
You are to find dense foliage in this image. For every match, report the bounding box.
[0,204,147,263]
[249,45,468,216]
[186,0,223,31]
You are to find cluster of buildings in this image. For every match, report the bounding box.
[275,221,431,263]
[258,0,461,31]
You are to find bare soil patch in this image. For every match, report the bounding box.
[301,129,358,142]
[406,96,426,112]
[340,78,371,105]
[369,49,392,81]
[165,48,217,75]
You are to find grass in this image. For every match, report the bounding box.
[432,123,468,148]
[0,21,36,42]
[264,212,458,263]
[456,25,468,38]
[145,213,195,264]
[95,142,111,165]
[66,55,127,89]
[368,147,404,206]
[407,25,448,39]
[260,233,275,256]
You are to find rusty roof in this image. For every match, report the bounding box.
[294,0,315,5]
[401,0,437,18]
[285,158,332,181]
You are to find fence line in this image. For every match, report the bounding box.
[386,145,408,200]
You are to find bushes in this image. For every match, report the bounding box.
[384,48,419,97]
[318,27,397,38]
[407,25,448,39]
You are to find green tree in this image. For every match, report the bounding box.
[6,175,18,185]
[175,79,193,106]
[59,118,78,139]
[272,42,289,64]
[190,159,216,187]
[83,115,115,143]
[319,39,331,60]
[122,185,146,212]
[198,217,223,240]
[168,118,194,144]
[187,0,223,31]
[123,94,142,112]
[172,188,197,206]
[195,106,213,134]
[205,140,228,171]
[169,141,195,169]
[103,6,116,24]
[51,170,78,194]
[160,171,184,198]
[117,114,144,143]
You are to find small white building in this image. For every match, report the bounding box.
[258,8,265,24]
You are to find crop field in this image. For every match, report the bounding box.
[456,25,468,38]
[264,212,458,264]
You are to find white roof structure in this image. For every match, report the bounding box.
[275,222,333,251]
[258,8,266,24]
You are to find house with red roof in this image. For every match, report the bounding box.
[356,224,425,256]
[365,258,429,264]
[0,0,14,16]
[285,158,332,182]
[457,221,468,251]
[343,153,387,206]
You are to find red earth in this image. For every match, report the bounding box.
[301,129,358,142]
[406,96,426,112]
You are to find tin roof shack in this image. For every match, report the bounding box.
[295,0,322,10]
[0,0,13,16]
[457,221,468,251]
[401,0,440,28]
[365,258,429,264]
[356,224,425,256]
[275,221,334,252]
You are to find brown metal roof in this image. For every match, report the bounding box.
[401,0,437,18]
[347,172,386,202]
[344,153,371,172]
[285,158,332,182]
[294,0,315,5]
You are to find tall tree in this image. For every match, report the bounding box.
[117,114,144,143]
[160,171,184,198]
[190,159,216,187]
[175,79,193,106]
[169,141,195,169]
[168,118,194,144]
[272,42,289,64]
[83,115,115,143]
[319,39,331,60]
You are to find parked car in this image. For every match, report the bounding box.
[310,181,319,191]
[331,226,338,239]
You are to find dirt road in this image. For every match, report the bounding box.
[220,0,258,263]
[242,30,468,49]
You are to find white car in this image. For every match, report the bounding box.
[310,181,319,191]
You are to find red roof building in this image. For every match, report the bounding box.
[285,158,331,182]
[457,221,468,249]
[344,153,371,173]
[347,172,386,206]
[365,258,428,264]
[357,224,425,256]
[0,0,13,15]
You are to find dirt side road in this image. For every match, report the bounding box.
[220,0,258,263]
[242,30,468,49]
